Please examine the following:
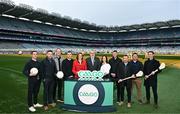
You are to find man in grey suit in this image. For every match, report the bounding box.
[53,48,64,103]
[86,51,101,71]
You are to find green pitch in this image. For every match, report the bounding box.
[0,54,180,113]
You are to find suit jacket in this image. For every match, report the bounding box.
[116,62,133,87]
[86,57,101,71]
[109,57,122,80]
[41,57,57,80]
[53,56,63,71]
[143,58,160,86]
[62,58,74,80]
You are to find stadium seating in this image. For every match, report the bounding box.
[0,15,180,54]
[0,41,180,54]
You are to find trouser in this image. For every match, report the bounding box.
[118,82,132,103]
[43,78,54,106]
[27,77,41,107]
[53,78,64,102]
[116,81,121,102]
[132,78,142,100]
[145,84,158,104]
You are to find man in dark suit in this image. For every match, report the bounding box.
[41,50,57,110]
[143,51,160,108]
[109,50,122,104]
[62,51,74,80]
[109,50,122,80]
[86,51,100,71]
[117,55,133,108]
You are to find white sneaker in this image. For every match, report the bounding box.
[29,106,36,112]
[57,99,64,103]
[34,103,43,108]
[127,103,131,108]
[118,101,124,106]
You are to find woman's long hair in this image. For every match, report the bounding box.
[101,55,108,65]
[76,52,84,61]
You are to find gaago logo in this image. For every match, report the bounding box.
[79,92,98,97]
[78,84,99,105]
[78,70,104,81]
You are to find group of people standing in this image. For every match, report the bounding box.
[23,49,161,112]
[23,49,72,112]
[110,50,160,108]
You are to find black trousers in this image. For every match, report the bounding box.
[117,82,132,103]
[53,78,64,102]
[43,79,54,106]
[145,84,158,104]
[116,81,121,102]
[27,78,41,107]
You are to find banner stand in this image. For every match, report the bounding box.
[60,79,116,113]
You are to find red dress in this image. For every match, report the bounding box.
[72,60,87,79]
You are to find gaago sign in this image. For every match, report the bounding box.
[78,84,99,105]
[78,70,104,81]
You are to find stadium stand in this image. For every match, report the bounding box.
[0,0,180,54]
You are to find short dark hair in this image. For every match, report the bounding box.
[67,51,72,54]
[132,52,138,56]
[47,50,53,53]
[31,51,37,54]
[123,55,128,57]
[112,50,117,53]
[148,51,155,54]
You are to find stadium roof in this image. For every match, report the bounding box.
[0,0,180,32]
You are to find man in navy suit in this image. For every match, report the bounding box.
[86,51,101,71]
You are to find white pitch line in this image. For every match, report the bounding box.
[0,67,22,74]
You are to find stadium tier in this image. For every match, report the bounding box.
[0,16,180,47]
[0,0,180,54]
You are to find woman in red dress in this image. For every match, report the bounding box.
[72,53,87,79]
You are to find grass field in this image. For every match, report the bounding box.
[0,54,180,113]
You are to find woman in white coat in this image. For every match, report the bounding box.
[100,55,111,79]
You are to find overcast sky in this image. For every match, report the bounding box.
[12,0,180,26]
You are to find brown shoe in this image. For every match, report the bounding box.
[138,99,143,104]
[144,100,150,104]
[49,103,56,107]
[154,104,159,109]
[44,106,48,111]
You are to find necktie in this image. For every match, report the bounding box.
[91,57,94,66]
